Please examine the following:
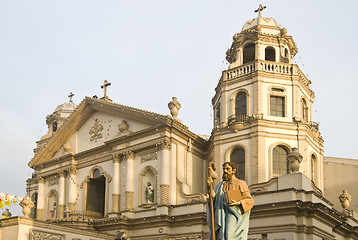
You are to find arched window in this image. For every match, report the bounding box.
[273,146,289,177]
[265,47,276,61]
[230,148,245,180]
[302,98,308,121]
[86,169,105,217]
[235,92,247,117]
[311,154,318,183]
[52,121,58,133]
[284,48,289,58]
[243,43,255,64]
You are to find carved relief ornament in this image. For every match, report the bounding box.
[30,229,65,240]
[89,118,104,142]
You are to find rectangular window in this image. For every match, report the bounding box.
[270,96,285,117]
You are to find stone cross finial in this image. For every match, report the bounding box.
[68,92,74,102]
[254,4,266,18]
[101,80,111,98]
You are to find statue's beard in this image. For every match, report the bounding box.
[222,172,231,181]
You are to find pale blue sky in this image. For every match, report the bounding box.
[1,1,357,215]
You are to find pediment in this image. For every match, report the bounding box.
[29,97,168,167]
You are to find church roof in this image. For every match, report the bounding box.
[29,97,206,168]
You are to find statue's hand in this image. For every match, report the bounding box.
[207,176,213,186]
[229,199,241,206]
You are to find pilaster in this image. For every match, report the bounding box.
[125,151,135,210]
[112,154,120,214]
[36,177,45,220]
[58,171,66,218]
[68,166,77,213]
[159,141,170,205]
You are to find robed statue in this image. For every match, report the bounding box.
[145,182,154,204]
[207,162,254,240]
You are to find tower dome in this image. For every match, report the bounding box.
[35,93,77,154]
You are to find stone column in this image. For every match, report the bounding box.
[112,154,120,213]
[125,151,135,210]
[36,177,45,220]
[68,166,77,213]
[160,141,170,205]
[57,171,66,218]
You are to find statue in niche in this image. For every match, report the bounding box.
[145,182,154,204]
[50,201,57,219]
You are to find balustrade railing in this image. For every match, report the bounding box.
[222,60,311,89]
[228,114,250,125]
[259,61,292,75]
[225,63,255,80]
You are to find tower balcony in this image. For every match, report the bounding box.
[227,114,251,132]
[222,60,311,90]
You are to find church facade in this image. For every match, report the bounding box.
[3,6,357,240]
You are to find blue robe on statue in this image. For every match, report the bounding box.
[207,178,253,240]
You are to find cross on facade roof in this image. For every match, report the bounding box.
[101,80,111,98]
[254,4,266,18]
[68,92,74,102]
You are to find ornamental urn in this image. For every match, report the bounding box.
[287,147,303,173]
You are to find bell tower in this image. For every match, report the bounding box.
[210,5,324,191]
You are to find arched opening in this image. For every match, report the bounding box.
[302,98,308,121]
[139,167,157,206]
[235,92,247,117]
[230,148,245,180]
[311,154,318,183]
[273,146,289,177]
[86,168,105,218]
[30,193,38,219]
[265,47,276,61]
[243,43,255,64]
[284,48,289,58]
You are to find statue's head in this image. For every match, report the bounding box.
[147,182,151,186]
[222,162,236,181]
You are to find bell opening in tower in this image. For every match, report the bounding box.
[243,43,255,64]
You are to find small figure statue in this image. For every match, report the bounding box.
[19,196,35,218]
[2,209,12,219]
[168,97,181,118]
[145,182,154,204]
[207,162,254,240]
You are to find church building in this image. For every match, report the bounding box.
[1,5,358,240]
